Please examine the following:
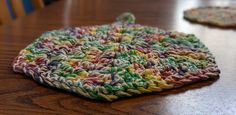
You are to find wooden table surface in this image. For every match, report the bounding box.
[1,0,236,114]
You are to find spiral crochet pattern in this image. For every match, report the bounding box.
[12,13,220,101]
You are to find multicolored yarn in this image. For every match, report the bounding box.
[13,13,220,101]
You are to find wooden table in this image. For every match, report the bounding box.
[1,0,236,114]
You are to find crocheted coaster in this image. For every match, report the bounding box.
[184,7,236,27]
[13,13,220,101]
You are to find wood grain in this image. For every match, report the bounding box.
[1,0,236,114]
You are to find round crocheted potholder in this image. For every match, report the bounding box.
[13,13,220,101]
[184,7,236,27]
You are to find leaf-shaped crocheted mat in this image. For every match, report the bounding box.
[184,7,236,28]
[13,13,220,101]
